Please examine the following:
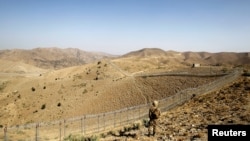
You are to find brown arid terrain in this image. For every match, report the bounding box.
[0,47,249,140]
[0,47,114,69]
[99,75,250,141]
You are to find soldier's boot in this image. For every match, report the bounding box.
[148,126,153,137]
[153,127,157,136]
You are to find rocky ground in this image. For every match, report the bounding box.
[99,75,250,141]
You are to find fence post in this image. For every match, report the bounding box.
[103,113,106,132]
[120,111,122,127]
[114,112,116,128]
[35,123,39,141]
[139,106,141,120]
[59,121,62,141]
[84,116,86,135]
[186,92,188,101]
[127,108,129,124]
[180,92,183,104]
[133,107,135,122]
[4,125,7,141]
[64,119,66,138]
[81,118,83,134]
[98,115,100,132]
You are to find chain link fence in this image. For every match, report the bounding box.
[1,69,242,141]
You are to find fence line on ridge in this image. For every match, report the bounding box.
[1,69,242,141]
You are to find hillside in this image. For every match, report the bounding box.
[99,75,250,141]
[0,47,249,135]
[0,59,46,74]
[123,48,250,67]
[0,47,114,69]
[0,59,226,127]
[0,48,249,71]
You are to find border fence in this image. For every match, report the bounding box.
[1,69,242,141]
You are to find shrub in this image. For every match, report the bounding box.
[243,72,250,76]
[107,130,116,136]
[82,89,88,94]
[57,103,61,107]
[221,68,228,73]
[31,87,36,92]
[0,82,7,92]
[41,104,46,110]
[64,134,99,141]
[143,119,149,127]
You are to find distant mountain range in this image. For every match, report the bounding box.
[123,48,250,66]
[0,47,249,70]
[0,47,115,69]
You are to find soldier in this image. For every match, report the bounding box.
[148,100,161,137]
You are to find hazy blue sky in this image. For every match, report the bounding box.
[0,0,249,55]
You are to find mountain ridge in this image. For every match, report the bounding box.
[0,47,115,69]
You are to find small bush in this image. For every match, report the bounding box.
[143,119,149,127]
[82,89,88,94]
[107,130,116,136]
[41,104,46,110]
[243,72,250,76]
[31,87,36,92]
[100,133,107,138]
[221,68,228,73]
[57,103,61,107]
[132,123,141,130]
[64,134,99,141]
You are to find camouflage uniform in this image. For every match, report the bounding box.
[148,100,161,136]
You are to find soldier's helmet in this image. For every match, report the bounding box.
[152,100,159,107]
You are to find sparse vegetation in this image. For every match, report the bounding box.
[80,83,87,87]
[0,48,249,141]
[57,102,61,107]
[221,67,228,73]
[243,69,250,76]
[41,104,46,110]
[31,87,36,92]
[82,89,88,94]
[0,82,7,92]
[63,134,99,141]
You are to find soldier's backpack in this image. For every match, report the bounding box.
[152,108,161,119]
